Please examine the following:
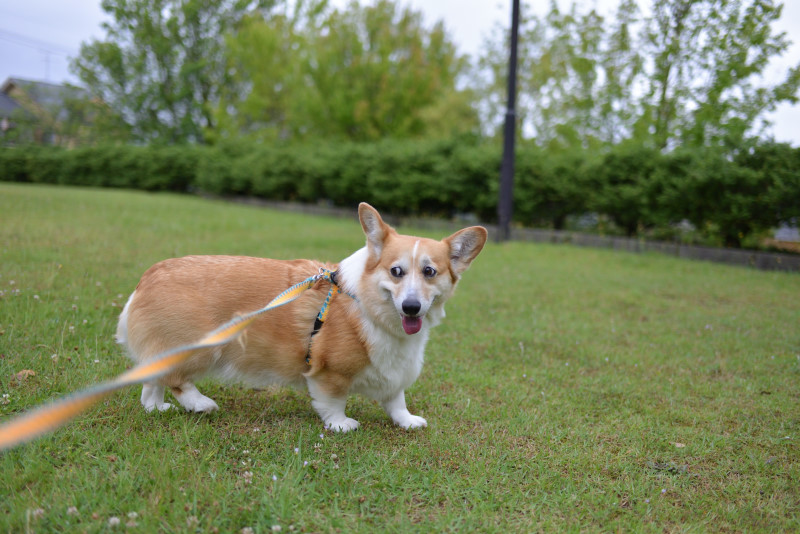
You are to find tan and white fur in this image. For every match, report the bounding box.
[116,203,487,432]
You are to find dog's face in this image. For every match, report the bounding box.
[357,204,487,336]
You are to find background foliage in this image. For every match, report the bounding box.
[475,0,800,151]
[58,0,800,149]
[3,140,799,248]
[3,0,800,250]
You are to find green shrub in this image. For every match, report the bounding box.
[669,148,786,248]
[363,139,452,216]
[735,142,800,223]
[195,142,244,195]
[142,145,198,191]
[246,145,311,201]
[439,142,499,222]
[18,146,66,184]
[589,143,663,236]
[2,139,796,250]
[0,146,36,182]
[515,146,594,229]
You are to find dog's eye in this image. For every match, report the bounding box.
[422,266,437,278]
[390,266,404,278]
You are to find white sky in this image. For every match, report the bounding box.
[1,0,798,144]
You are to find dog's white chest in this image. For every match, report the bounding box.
[351,322,429,402]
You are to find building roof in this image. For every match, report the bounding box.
[2,77,88,104]
[0,91,21,117]
[1,77,90,121]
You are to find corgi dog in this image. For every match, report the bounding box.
[116,203,487,432]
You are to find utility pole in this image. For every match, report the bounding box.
[497,0,520,242]
[42,49,51,81]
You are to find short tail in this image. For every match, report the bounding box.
[116,291,136,346]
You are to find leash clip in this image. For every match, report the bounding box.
[315,268,337,283]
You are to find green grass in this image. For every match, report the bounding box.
[1,182,799,533]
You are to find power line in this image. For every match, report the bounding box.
[0,27,76,57]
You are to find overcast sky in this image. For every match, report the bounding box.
[1,0,798,144]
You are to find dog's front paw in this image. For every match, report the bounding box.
[326,418,361,433]
[144,401,173,413]
[394,413,427,430]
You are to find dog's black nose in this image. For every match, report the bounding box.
[402,298,421,316]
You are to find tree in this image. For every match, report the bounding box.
[685,0,800,149]
[72,0,275,144]
[503,1,606,147]
[219,0,474,142]
[475,0,644,148]
[475,0,799,151]
[521,3,605,148]
[641,0,702,150]
[597,0,646,145]
[641,0,800,150]
[213,3,308,143]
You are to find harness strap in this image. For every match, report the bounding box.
[305,279,341,363]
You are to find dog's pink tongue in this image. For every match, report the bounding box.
[402,316,422,335]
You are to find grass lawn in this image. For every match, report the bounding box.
[1,182,798,533]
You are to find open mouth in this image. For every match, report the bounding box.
[401,315,423,335]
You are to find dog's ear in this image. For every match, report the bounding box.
[359,203,393,259]
[444,226,488,276]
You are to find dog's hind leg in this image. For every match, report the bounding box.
[141,383,172,412]
[120,293,174,413]
[170,382,219,413]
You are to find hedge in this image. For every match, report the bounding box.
[2,140,798,248]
